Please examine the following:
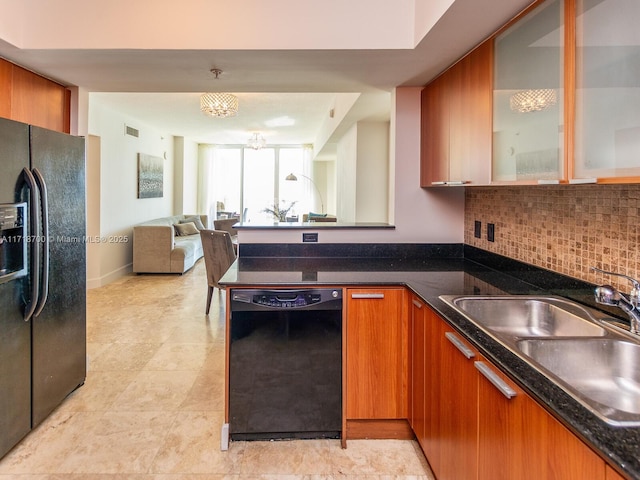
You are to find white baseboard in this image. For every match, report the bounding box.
[87,263,132,289]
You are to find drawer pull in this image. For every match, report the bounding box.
[445,332,475,359]
[475,361,517,399]
[412,299,423,308]
[350,293,385,299]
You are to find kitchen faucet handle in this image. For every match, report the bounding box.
[590,266,640,306]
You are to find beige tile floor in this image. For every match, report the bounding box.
[0,259,434,479]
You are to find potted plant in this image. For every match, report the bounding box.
[262,200,297,222]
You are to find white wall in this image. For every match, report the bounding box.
[414,0,456,45]
[336,125,358,222]
[313,160,335,215]
[182,139,199,213]
[88,98,176,286]
[314,93,360,156]
[173,137,185,216]
[238,87,465,243]
[356,121,389,222]
[4,0,415,50]
[335,120,391,223]
[86,135,101,289]
[173,136,200,216]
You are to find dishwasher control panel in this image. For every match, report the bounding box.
[254,292,321,308]
[231,288,342,310]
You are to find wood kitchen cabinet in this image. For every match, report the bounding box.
[346,288,408,420]
[0,58,71,134]
[421,306,478,480]
[477,356,605,479]
[421,0,640,186]
[417,305,607,480]
[420,41,492,187]
[421,70,449,186]
[410,297,427,445]
[606,465,628,480]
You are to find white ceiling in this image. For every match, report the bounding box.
[0,0,534,150]
[90,91,368,146]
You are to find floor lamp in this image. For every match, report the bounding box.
[285,173,325,214]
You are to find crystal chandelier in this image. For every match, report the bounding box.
[510,89,557,113]
[200,68,238,118]
[247,133,266,150]
[200,92,238,118]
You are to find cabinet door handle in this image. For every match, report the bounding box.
[431,180,468,186]
[445,332,475,359]
[350,293,385,299]
[445,180,467,185]
[412,299,423,308]
[475,361,517,399]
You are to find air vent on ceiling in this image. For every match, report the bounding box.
[125,125,139,138]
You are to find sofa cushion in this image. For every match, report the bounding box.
[174,222,199,236]
[180,216,206,230]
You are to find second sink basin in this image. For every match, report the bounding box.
[439,294,640,425]
[518,338,640,424]
[443,296,607,338]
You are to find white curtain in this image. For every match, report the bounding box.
[198,144,217,226]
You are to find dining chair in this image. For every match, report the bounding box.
[200,229,237,314]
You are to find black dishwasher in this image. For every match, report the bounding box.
[229,288,342,441]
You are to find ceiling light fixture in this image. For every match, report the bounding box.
[200,69,238,118]
[510,89,557,113]
[247,133,266,150]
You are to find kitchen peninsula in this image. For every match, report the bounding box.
[233,221,395,230]
[220,244,639,480]
[233,222,397,249]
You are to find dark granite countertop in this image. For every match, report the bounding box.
[220,244,639,480]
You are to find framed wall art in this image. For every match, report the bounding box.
[138,153,164,198]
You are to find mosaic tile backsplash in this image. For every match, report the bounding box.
[464,184,640,291]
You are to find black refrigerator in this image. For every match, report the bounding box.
[0,117,86,458]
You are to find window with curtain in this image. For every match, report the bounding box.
[244,148,276,222]
[200,145,314,223]
[211,148,241,216]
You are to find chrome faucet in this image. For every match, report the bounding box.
[591,266,640,334]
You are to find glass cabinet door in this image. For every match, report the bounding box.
[492,0,564,183]
[574,0,640,180]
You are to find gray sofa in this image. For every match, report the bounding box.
[132,214,208,274]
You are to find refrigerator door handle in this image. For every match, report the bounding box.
[32,168,49,317]
[21,167,41,321]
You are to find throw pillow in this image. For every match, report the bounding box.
[180,216,206,230]
[174,222,199,236]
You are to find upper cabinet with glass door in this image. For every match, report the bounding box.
[573,0,640,182]
[492,0,565,184]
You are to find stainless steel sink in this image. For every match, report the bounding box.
[439,294,640,425]
[441,295,608,339]
[518,338,640,425]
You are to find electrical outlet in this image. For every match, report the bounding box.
[474,220,482,239]
[303,232,318,243]
[487,223,495,242]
